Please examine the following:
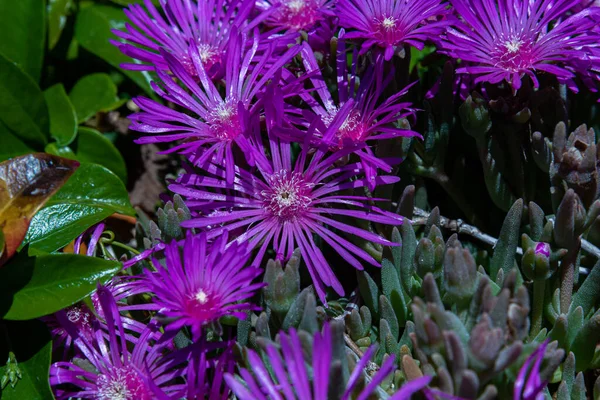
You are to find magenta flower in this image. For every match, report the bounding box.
[442,0,600,91]
[224,322,410,399]
[513,341,549,400]
[170,119,403,301]
[73,222,105,257]
[280,39,419,190]
[129,31,300,185]
[336,0,452,60]
[142,233,264,339]
[182,342,234,399]
[112,0,270,79]
[256,0,335,32]
[43,304,96,360]
[50,285,184,399]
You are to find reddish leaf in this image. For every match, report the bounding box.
[0,153,79,265]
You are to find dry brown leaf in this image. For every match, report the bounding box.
[0,153,79,265]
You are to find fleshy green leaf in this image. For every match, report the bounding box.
[75,4,153,95]
[44,83,78,146]
[47,0,73,50]
[490,199,523,279]
[69,73,125,123]
[23,162,135,253]
[570,259,600,316]
[0,53,49,146]
[0,0,45,81]
[0,252,120,319]
[0,320,52,400]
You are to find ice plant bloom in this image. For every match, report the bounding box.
[170,120,403,301]
[44,304,96,359]
[281,40,418,190]
[442,0,600,91]
[336,0,452,60]
[142,233,264,339]
[224,322,409,399]
[129,31,300,185]
[112,0,269,78]
[50,285,184,399]
[181,342,234,399]
[256,0,335,32]
[513,341,549,400]
[534,242,551,258]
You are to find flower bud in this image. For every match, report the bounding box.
[459,93,492,140]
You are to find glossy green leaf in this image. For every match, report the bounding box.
[0,0,45,81]
[0,252,120,319]
[23,162,134,253]
[75,128,127,183]
[44,142,76,159]
[75,4,153,95]
[0,54,49,146]
[0,122,34,162]
[44,128,127,183]
[47,0,73,50]
[69,73,125,123]
[0,320,52,400]
[44,84,78,146]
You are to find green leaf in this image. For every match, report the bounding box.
[570,259,600,316]
[0,320,52,400]
[0,122,33,162]
[490,199,523,279]
[23,162,134,253]
[0,252,120,319]
[73,128,127,183]
[44,84,78,146]
[0,0,45,81]
[571,313,600,371]
[47,0,73,50]
[45,129,128,183]
[69,73,125,123]
[44,142,76,159]
[0,54,49,146]
[75,5,153,95]
[357,270,380,316]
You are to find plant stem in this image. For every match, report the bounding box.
[530,279,545,338]
[109,240,141,255]
[412,164,484,228]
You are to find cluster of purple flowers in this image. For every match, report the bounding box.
[45,0,598,398]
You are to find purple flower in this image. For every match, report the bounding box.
[182,341,234,399]
[73,222,105,257]
[142,233,264,339]
[280,39,418,190]
[170,118,403,301]
[112,0,270,79]
[256,0,335,32]
[129,31,300,185]
[514,341,549,400]
[43,304,96,360]
[442,0,600,91]
[534,242,551,258]
[224,322,412,399]
[50,285,184,399]
[336,0,452,60]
